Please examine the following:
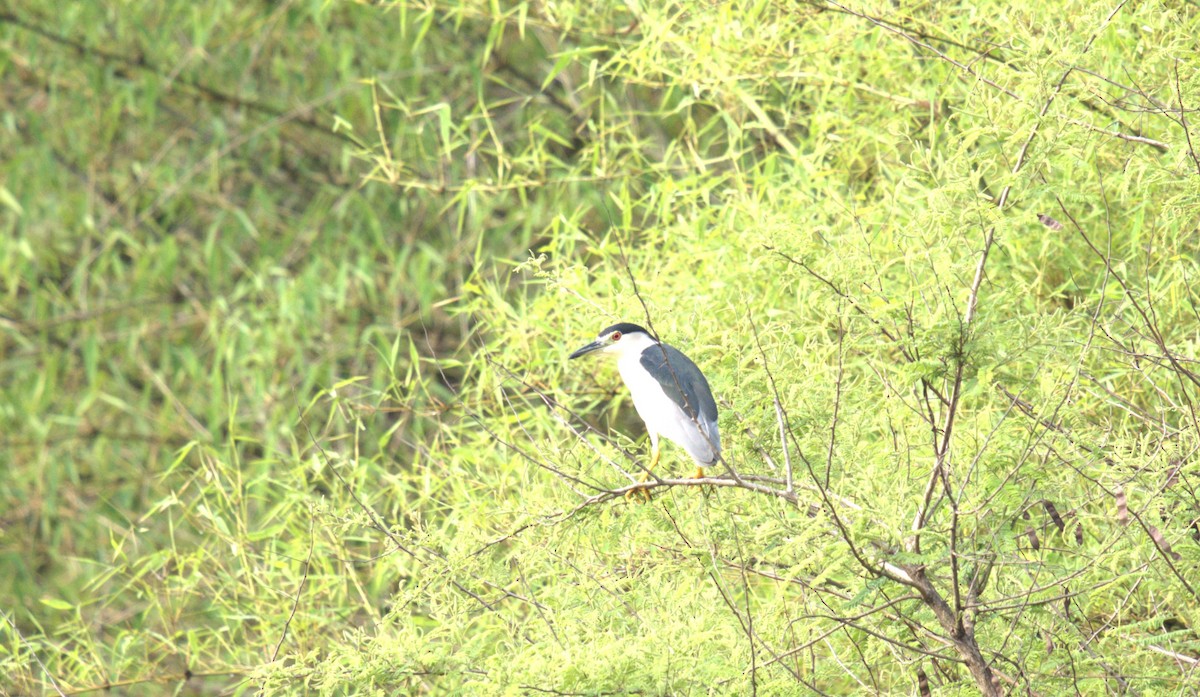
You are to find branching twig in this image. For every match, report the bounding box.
[818,0,1022,102]
[270,507,316,662]
[1175,60,1200,176]
[747,315,794,495]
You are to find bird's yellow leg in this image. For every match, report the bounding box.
[689,466,714,498]
[625,441,660,503]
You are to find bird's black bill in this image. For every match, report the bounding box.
[569,340,604,359]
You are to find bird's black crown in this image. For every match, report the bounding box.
[598,322,656,340]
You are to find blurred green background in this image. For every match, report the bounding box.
[2,1,1199,694]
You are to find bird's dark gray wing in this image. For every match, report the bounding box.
[640,343,721,451]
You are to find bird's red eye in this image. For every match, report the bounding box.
[612,331,622,341]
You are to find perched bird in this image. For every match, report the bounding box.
[569,322,720,498]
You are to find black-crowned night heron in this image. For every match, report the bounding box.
[570,323,720,500]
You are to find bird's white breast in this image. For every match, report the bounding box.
[616,349,718,465]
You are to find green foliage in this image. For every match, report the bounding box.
[2,0,1200,694]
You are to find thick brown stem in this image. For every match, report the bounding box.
[908,567,1002,697]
